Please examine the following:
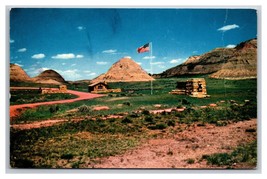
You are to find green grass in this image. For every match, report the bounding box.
[10,117,147,168]
[10,90,78,105]
[13,77,257,124]
[10,99,257,168]
[10,77,257,168]
[10,81,59,88]
[202,140,257,168]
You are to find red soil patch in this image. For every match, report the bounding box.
[11,119,68,130]
[10,89,104,119]
[93,106,110,111]
[150,108,185,114]
[90,119,257,169]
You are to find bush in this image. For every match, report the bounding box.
[186,158,195,164]
[145,116,154,123]
[121,117,132,123]
[180,98,191,105]
[49,106,59,113]
[13,158,34,168]
[167,119,175,127]
[129,112,139,118]
[78,105,91,113]
[60,153,74,160]
[123,101,131,106]
[142,110,150,115]
[148,123,167,130]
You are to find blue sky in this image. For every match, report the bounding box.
[9,8,257,81]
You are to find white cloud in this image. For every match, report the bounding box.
[56,69,82,81]
[14,63,23,67]
[96,61,108,65]
[83,70,91,73]
[226,44,236,48]
[10,39,15,43]
[143,56,156,60]
[17,48,27,52]
[71,64,76,67]
[102,49,117,54]
[169,59,182,64]
[150,61,164,65]
[137,62,142,65]
[158,65,166,69]
[217,24,239,32]
[52,53,84,59]
[37,67,49,73]
[76,54,84,58]
[77,26,85,31]
[86,72,96,76]
[31,53,45,59]
[26,67,50,77]
[123,56,131,59]
[52,53,75,59]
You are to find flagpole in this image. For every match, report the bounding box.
[150,42,153,95]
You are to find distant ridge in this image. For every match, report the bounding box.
[155,38,257,79]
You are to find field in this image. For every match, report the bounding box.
[10,76,257,168]
[10,90,78,105]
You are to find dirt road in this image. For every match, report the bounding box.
[10,90,104,119]
[91,119,257,169]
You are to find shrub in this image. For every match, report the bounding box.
[123,101,131,106]
[148,123,167,130]
[78,105,91,113]
[186,158,195,164]
[145,116,154,123]
[180,98,191,105]
[167,119,175,127]
[121,117,132,123]
[49,106,59,113]
[129,112,139,118]
[60,153,74,160]
[142,110,150,115]
[13,158,34,168]
[167,149,173,156]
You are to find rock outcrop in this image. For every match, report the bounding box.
[10,64,32,82]
[156,38,257,79]
[91,57,154,83]
[33,70,66,84]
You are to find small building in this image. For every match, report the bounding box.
[40,85,67,94]
[88,82,108,93]
[88,81,121,93]
[170,78,208,98]
[59,85,67,92]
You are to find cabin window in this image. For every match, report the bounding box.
[98,85,103,90]
[198,83,203,92]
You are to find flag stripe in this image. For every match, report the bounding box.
[137,43,150,53]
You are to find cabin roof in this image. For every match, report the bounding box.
[88,82,107,87]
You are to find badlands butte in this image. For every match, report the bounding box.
[10,38,257,84]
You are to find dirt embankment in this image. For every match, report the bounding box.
[91,119,256,169]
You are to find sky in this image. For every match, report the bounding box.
[9,8,257,81]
